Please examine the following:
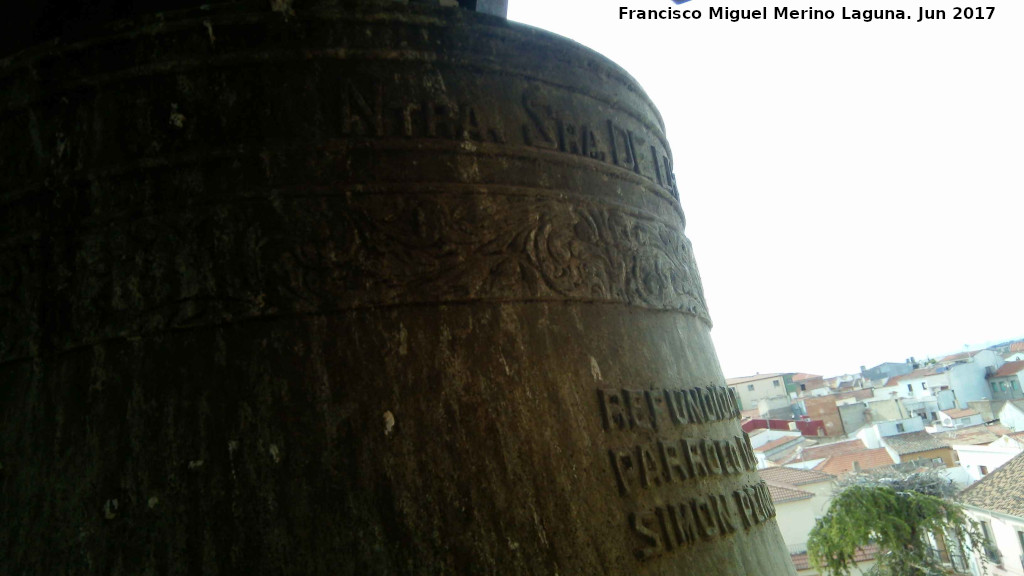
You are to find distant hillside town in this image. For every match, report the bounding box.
[730,340,1024,575]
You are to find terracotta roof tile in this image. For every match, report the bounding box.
[758,467,834,486]
[798,439,868,461]
[989,360,1024,378]
[940,350,980,363]
[940,408,979,419]
[988,424,1014,436]
[764,482,814,504]
[790,552,811,571]
[813,448,895,476]
[770,444,817,467]
[894,366,945,382]
[882,431,949,455]
[848,389,875,400]
[934,423,1010,446]
[800,391,873,408]
[725,373,787,386]
[960,451,1024,518]
[754,436,802,453]
[801,396,841,410]
[881,376,901,388]
[790,545,879,570]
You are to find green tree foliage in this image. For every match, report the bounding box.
[807,472,984,576]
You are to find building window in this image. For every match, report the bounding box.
[1017,529,1024,554]
[747,384,755,391]
[921,382,926,389]
[907,383,913,393]
[896,423,905,432]
[931,412,937,421]
[800,384,806,391]
[980,465,989,475]
[980,521,1000,563]
[773,380,780,387]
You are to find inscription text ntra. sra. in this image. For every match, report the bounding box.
[339,79,678,198]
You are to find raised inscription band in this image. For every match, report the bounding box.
[0,8,709,364]
[0,4,795,575]
[594,382,776,562]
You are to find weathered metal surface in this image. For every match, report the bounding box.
[0,2,796,574]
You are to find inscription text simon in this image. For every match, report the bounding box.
[596,384,777,562]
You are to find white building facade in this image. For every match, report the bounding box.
[952,436,1024,485]
[1000,401,1024,432]
[960,452,1024,576]
[727,373,789,410]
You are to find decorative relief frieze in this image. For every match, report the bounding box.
[1,31,702,360]
[0,193,709,361]
[264,195,708,318]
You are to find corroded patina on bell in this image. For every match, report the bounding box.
[0,2,796,574]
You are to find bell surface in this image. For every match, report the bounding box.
[0,1,796,574]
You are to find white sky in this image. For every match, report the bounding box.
[507,0,1024,378]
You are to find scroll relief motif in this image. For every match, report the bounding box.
[0,193,707,360]
[267,194,710,321]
